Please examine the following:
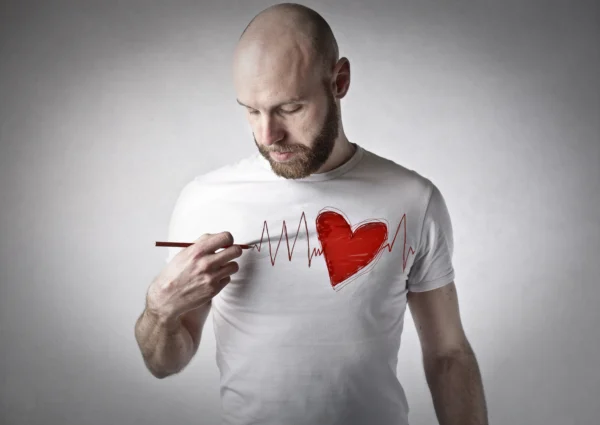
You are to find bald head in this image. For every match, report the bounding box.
[235,3,339,81]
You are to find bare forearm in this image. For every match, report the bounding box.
[423,345,488,425]
[134,308,194,378]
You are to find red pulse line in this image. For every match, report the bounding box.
[246,211,415,272]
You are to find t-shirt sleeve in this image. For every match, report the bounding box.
[406,182,456,292]
[164,183,195,264]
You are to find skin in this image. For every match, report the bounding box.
[408,283,489,425]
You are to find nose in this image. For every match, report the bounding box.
[258,114,284,146]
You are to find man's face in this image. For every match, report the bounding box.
[252,83,339,179]
[234,45,340,179]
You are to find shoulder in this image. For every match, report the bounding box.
[174,152,263,202]
[359,147,440,205]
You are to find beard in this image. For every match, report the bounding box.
[254,87,339,179]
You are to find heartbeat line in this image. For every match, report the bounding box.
[244,209,416,273]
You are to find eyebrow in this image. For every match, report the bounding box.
[236,97,305,110]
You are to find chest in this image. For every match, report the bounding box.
[195,191,422,318]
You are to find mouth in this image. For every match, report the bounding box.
[270,151,296,161]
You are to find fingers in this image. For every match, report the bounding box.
[193,232,234,256]
[188,233,243,285]
[212,243,243,264]
[211,275,232,294]
[217,274,232,287]
[213,261,240,281]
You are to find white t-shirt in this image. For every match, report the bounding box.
[164,143,455,425]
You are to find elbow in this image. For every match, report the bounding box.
[144,362,165,379]
[149,367,179,379]
[144,361,177,380]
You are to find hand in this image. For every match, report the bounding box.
[147,231,243,322]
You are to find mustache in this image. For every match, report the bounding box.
[264,145,305,153]
[253,135,307,154]
[269,149,296,153]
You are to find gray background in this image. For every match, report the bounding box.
[1,0,599,424]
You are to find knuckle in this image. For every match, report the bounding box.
[192,245,205,258]
[197,257,213,272]
[205,283,219,296]
[222,231,234,245]
[195,241,210,254]
[164,279,177,291]
[194,233,211,245]
[200,273,213,287]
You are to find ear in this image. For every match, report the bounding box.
[331,57,350,99]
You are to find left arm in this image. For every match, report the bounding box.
[407,281,488,425]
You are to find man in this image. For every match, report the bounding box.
[135,3,488,425]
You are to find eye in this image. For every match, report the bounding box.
[248,109,259,115]
[281,106,302,114]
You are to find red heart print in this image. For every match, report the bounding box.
[316,210,388,289]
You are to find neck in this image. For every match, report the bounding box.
[315,135,355,174]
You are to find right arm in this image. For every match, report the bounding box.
[134,231,241,378]
[134,299,212,379]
